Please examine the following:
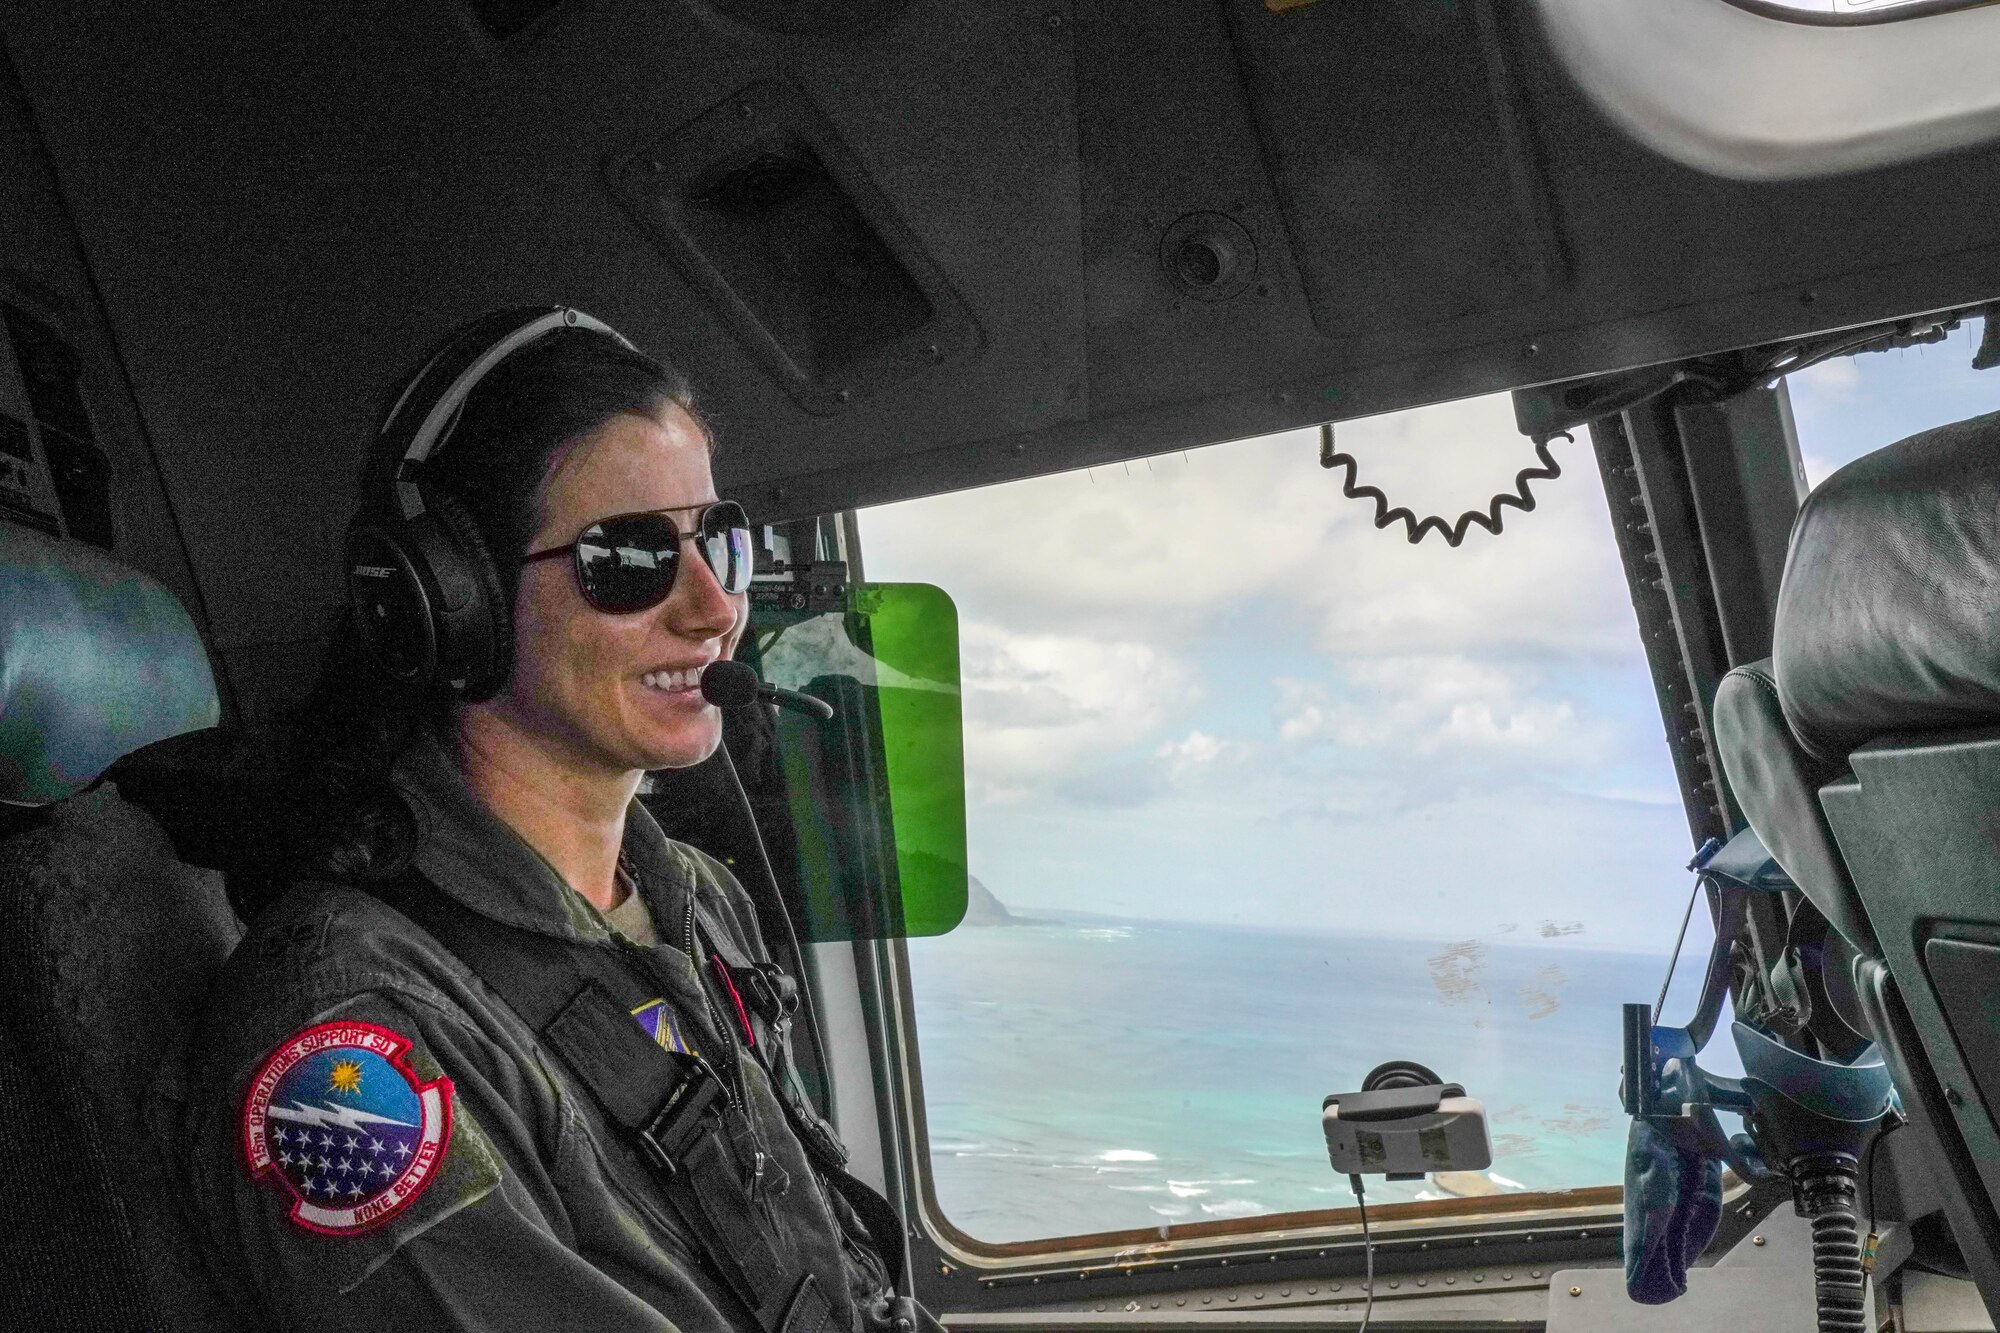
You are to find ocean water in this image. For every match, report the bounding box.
[905,917,1673,1244]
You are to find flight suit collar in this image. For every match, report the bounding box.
[389,726,691,945]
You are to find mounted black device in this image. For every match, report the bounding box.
[1323,1061,1494,1333]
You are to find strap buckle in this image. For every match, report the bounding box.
[638,1064,726,1177]
[744,962,800,1022]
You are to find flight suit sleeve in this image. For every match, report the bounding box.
[183,986,679,1332]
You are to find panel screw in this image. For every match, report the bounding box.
[1569,1286,1582,1298]
[1044,11,1064,29]
[1947,1085,1966,1106]
[1752,1235,1766,1247]
[1531,1270,1543,1279]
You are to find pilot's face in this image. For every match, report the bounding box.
[493,403,744,779]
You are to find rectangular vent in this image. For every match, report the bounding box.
[688,145,934,382]
[1,304,114,550]
[468,0,567,41]
[611,82,976,416]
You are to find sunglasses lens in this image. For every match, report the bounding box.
[575,514,680,613]
[699,501,755,595]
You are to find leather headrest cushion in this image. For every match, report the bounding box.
[1713,660,1872,953]
[1775,408,2000,763]
[0,522,219,804]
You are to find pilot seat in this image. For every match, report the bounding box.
[1714,406,2000,1322]
[0,519,245,1330]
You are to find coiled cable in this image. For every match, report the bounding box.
[1318,422,1567,548]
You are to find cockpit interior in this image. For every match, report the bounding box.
[9,1,2000,1329]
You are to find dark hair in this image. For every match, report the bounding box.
[244,326,706,906]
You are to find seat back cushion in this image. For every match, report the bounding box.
[0,784,246,1329]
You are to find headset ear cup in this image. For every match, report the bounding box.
[425,488,514,701]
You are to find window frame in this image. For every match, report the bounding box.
[1725,0,1998,25]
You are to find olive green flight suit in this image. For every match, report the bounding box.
[169,730,888,1331]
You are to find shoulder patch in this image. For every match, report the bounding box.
[241,1020,454,1236]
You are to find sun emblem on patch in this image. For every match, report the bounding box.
[241,1020,453,1236]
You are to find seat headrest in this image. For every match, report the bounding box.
[1714,659,1873,954]
[0,522,219,805]
[1775,408,2000,763]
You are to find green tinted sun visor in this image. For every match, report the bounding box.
[749,582,967,941]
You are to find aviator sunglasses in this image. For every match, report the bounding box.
[519,500,755,613]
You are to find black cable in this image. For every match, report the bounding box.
[1318,422,1566,548]
[1350,1173,1375,1333]
[715,739,836,1119]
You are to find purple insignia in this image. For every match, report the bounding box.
[630,998,699,1057]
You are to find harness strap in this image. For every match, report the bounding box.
[359,877,813,1333]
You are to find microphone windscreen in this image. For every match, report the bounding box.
[700,658,762,708]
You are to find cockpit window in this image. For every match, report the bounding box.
[1725,0,1994,24]
[857,393,1715,1246]
[1790,314,1996,487]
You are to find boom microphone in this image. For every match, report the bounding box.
[701,659,836,720]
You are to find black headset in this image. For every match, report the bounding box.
[344,306,636,702]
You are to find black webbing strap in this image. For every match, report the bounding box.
[357,877,814,1333]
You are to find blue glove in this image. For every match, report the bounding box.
[1622,1118,1722,1304]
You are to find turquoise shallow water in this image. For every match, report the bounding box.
[904,918,1674,1243]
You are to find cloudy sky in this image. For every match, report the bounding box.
[855,325,1998,952]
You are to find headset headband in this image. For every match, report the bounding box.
[372,307,636,523]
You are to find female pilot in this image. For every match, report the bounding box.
[175,310,901,1332]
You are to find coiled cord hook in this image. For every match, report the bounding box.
[1317,421,1569,547]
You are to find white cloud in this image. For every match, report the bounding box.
[1153,729,1251,782]
[1274,656,1605,765]
[957,621,1199,804]
[859,394,1640,665]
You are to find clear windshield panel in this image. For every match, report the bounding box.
[1790,315,1997,486]
[858,393,1711,1245]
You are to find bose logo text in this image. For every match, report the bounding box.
[352,565,398,578]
